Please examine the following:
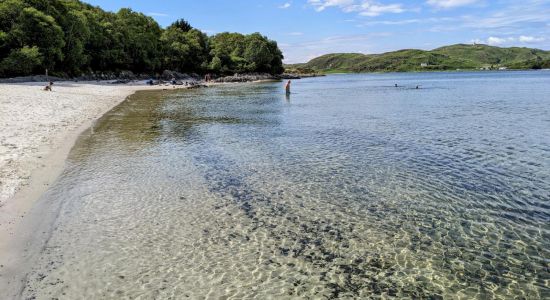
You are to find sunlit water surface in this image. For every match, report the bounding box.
[23,72,549,299]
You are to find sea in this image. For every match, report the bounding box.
[20,71,550,299]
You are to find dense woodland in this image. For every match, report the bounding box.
[0,0,284,78]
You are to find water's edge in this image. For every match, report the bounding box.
[0,90,169,299]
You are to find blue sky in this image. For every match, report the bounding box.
[84,0,550,63]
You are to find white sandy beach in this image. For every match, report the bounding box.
[0,81,191,229]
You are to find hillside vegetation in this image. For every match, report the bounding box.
[289,44,550,73]
[0,0,284,78]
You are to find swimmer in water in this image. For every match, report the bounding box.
[285,80,291,94]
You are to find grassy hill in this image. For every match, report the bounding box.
[286,44,550,73]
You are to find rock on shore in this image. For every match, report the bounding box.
[212,72,325,82]
[212,73,279,83]
[0,70,203,84]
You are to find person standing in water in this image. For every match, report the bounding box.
[285,80,291,94]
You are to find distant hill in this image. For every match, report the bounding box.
[285,44,550,73]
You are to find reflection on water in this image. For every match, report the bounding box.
[23,72,550,299]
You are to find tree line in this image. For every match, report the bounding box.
[0,0,284,78]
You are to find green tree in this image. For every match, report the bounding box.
[83,8,124,71]
[0,0,284,77]
[209,32,283,74]
[267,40,284,74]
[209,32,246,74]
[0,0,26,59]
[161,25,209,73]
[59,9,90,75]
[0,45,42,76]
[209,56,222,72]
[10,7,65,71]
[114,8,162,72]
[170,19,192,32]
[0,0,26,32]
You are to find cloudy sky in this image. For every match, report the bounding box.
[85,0,550,63]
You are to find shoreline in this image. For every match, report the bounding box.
[0,82,199,296]
[0,81,199,202]
[0,79,283,297]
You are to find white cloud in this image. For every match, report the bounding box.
[288,32,304,36]
[308,0,354,12]
[426,0,478,9]
[284,0,550,63]
[279,2,292,9]
[308,0,405,16]
[358,3,405,16]
[281,33,393,63]
[424,1,550,34]
[468,37,512,46]
[519,35,545,43]
[147,12,169,17]
[467,0,550,30]
[470,35,546,46]
[359,17,455,27]
[360,18,421,26]
[487,36,509,45]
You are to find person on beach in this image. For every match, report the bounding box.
[285,80,291,94]
[43,81,53,91]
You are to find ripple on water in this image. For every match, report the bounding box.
[21,73,550,299]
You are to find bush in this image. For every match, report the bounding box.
[0,45,43,76]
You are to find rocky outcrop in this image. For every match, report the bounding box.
[0,70,203,84]
[213,73,279,83]
[280,73,325,79]
[0,75,65,83]
[0,71,323,84]
[279,74,301,79]
[213,72,326,82]
[160,70,201,81]
[72,71,152,81]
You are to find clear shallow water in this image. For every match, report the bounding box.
[22,72,549,299]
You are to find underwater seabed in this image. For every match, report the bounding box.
[20,72,550,299]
